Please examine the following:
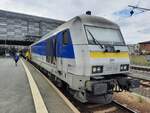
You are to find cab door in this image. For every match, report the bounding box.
[46,36,57,65]
[56,32,63,72]
[56,29,75,74]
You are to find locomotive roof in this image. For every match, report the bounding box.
[71,15,119,27]
[31,15,119,46]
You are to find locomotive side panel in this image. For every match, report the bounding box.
[30,29,79,88]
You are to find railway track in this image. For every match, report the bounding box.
[129,65,150,88]
[140,81,150,88]
[130,65,150,72]
[129,73,150,88]
[112,100,138,113]
[73,100,138,113]
[129,75,150,88]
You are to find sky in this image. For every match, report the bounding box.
[0,0,150,44]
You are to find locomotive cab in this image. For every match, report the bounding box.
[68,15,139,103]
[84,25,129,76]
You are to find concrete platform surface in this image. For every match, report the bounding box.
[23,59,75,113]
[0,58,35,113]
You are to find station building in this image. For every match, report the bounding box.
[0,9,64,55]
[139,41,150,55]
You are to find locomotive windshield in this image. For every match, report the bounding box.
[85,25,125,46]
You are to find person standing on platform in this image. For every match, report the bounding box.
[14,54,19,66]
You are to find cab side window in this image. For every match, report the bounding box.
[62,30,68,45]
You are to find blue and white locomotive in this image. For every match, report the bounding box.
[29,14,139,104]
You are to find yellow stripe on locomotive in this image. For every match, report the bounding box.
[90,51,129,59]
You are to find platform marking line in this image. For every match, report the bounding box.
[21,59,48,113]
[27,60,81,113]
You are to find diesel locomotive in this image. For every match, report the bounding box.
[27,14,139,104]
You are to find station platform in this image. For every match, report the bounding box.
[0,58,35,113]
[0,58,79,113]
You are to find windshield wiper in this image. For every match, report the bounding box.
[87,29,104,49]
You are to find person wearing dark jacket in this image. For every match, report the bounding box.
[14,55,19,66]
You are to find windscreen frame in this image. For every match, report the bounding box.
[84,25,126,46]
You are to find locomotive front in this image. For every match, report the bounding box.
[72,15,139,104]
[85,25,129,76]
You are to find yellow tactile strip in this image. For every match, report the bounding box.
[21,59,48,113]
[27,60,80,113]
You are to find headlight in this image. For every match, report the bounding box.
[92,67,97,73]
[120,66,124,70]
[97,67,101,71]
[124,65,127,70]
[120,64,129,71]
[92,66,103,74]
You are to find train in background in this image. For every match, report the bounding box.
[25,13,139,104]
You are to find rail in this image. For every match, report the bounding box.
[130,65,150,71]
[75,100,138,113]
[112,100,138,113]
